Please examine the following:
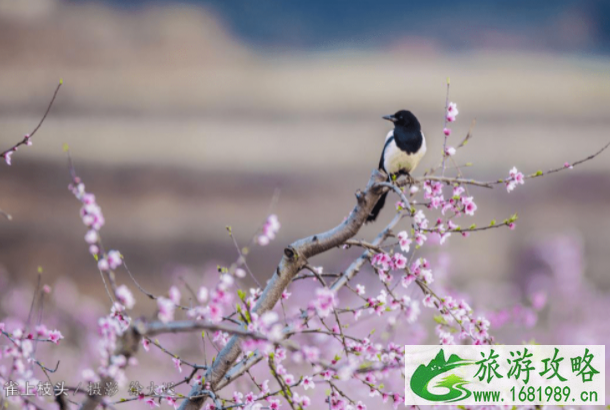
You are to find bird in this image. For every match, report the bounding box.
[366,110,426,222]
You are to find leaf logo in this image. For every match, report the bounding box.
[410,349,474,402]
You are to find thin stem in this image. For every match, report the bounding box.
[441,77,451,175]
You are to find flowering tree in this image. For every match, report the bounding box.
[1,81,608,410]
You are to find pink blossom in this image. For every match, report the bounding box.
[418,268,433,284]
[97,257,109,271]
[35,324,49,338]
[107,250,122,270]
[166,397,178,409]
[197,286,208,303]
[439,331,455,345]
[422,294,435,308]
[509,222,516,230]
[355,284,365,296]
[445,146,456,156]
[233,392,243,404]
[268,399,281,410]
[207,303,223,323]
[461,196,478,216]
[403,297,421,323]
[257,235,270,246]
[402,273,415,288]
[302,375,315,390]
[4,151,13,165]
[414,231,427,246]
[447,102,459,117]
[443,202,456,215]
[443,127,451,136]
[296,393,311,408]
[43,284,51,294]
[302,346,320,362]
[168,286,181,305]
[157,297,175,323]
[259,380,270,396]
[392,253,407,270]
[414,209,427,226]
[220,274,234,289]
[235,268,247,278]
[506,166,525,192]
[531,291,547,310]
[172,357,182,373]
[371,252,391,271]
[142,338,150,352]
[430,195,443,209]
[258,214,281,246]
[281,290,291,300]
[396,231,412,253]
[82,193,96,205]
[439,231,451,245]
[320,370,333,381]
[145,397,160,408]
[475,316,490,330]
[82,369,97,383]
[245,392,255,404]
[48,329,63,344]
[116,285,135,309]
[356,401,367,410]
[510,166,525,183]
[84,230,98,244]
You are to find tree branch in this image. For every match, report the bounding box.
[177,169,390,410]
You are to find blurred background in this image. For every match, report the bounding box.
[1,0,610,399]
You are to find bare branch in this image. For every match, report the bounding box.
[1,81,63,164]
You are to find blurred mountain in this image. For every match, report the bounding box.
[69,0,610,53]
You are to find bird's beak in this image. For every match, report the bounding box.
[382,114,396,122]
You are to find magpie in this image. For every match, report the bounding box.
[366,110,426,222]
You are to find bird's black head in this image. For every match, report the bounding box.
[383,110,420,129]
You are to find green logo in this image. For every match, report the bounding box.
[410,349,474,402]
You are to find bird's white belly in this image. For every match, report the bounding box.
[384,135,427,175]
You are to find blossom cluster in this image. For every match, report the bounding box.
[69,178,124,274]
[258,214,281,246]
[424,294,492,345]
[0,322,64,408]
[506,166,525,192]
[183,273,235,325]
[443,101,459,155]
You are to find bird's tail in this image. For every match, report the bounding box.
[366,191,387,223]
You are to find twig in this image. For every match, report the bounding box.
[136,320,265,340]
[1,80,63,164]
[0,207,12,220]
[441,77,451,175]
